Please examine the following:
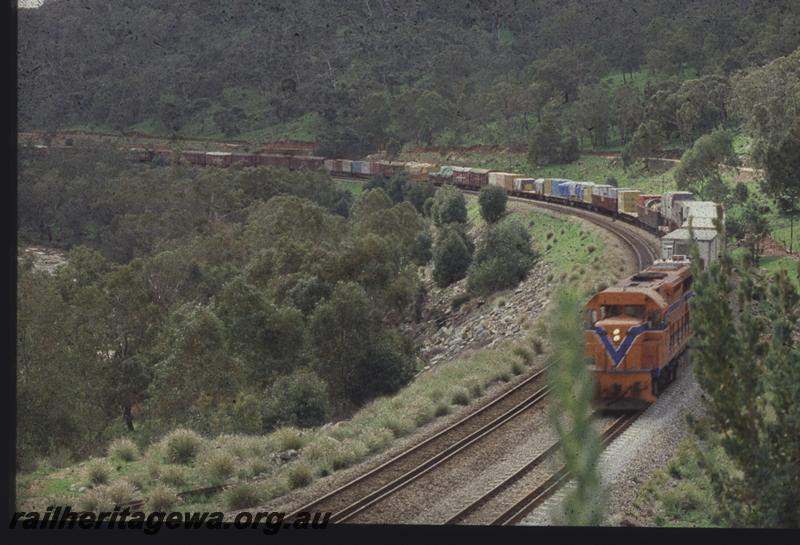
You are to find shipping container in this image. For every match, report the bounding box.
[553,180,574,199]
[639,194,661,207]
[661,228,719,268]
[592,184,613,198]
[637,203,662,230]
[678,201,723,230]
[181,150,207,165]
[469,168,492,187]
[430,165,454,185]
[206,151,233,166]
[230,153,257,167]
[662,191,694,226]
[130,147,153,162]
[513,177,537,192]
[592,194,618,214]
[575,182,595,204]
[324,159,336,172]
[617,189,641,214]
[290,155,325,170]
[488,172,520,190]
[451,166,472,186]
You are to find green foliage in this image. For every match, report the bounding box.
[478,185,508,224]
[310,282,414,404]
[162,429,204,465]
[623,120,663,169]
[147,485,179,512]
[466,219,538,296]
[410,230,433,266]
[85,459,113,486]
[689,242,800,527]
[262,369,332,430]
[432,225,473,288]
[548,292,604,525]
[225,483,262,510]
[108,438,140,462]
[674,129,738,198]
[287,464,313,489]
[528,119,580,166]
[201,451,236,482]
[431,186,468,226]
[763,116,800,253]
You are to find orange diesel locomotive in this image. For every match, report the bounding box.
[584,257,693,409]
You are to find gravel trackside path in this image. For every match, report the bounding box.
[519,358,705,526]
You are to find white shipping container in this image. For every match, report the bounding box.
[661,228,719,268]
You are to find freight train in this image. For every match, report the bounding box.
[123,147,723,260]
[584,256,693,409]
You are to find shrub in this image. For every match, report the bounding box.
[108,438,139,462]
[468,381,485,398]
[432,225,473,288]
[225,483,261,510]
[273,427,305,451]
[78,488,111,512]
[451,388,471,406]
[159,465,187,487]
[147,485,179,512]
[262,370,332,430]
[287,464,313,489]
[467,219,537,297]
[360,427,394,453]
[478,185,508,223]
[383,416,415,438]
[85,459,112,486]
[202,451,236,482]
[411,231,433,266]
[431,185,467,226]
[249,459,271,477]
[105,480,138,506]
[163,429,204,465]
[513,345,534,365]
[434,402,451,417]
[531,338,545,355]
[511,362,525,375]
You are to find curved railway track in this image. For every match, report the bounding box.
[447,411,640,525]
[284,365,553,522]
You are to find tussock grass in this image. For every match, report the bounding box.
[273,427,305,451]
[201,451,236,482]
[451,388,471,406]
[108,438,139,462]
[159,465,188,487]
[105,479,138,505]
[147,485,179,512]
[85,459,112,486]
[78,487,112,513]
[225,483,261,510]
[162,429,204,465]
[287,464,313,489]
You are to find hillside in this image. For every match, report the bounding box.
[18,0,800,156]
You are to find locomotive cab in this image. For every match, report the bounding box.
[584,260,692,410]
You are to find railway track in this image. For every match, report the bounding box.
[285,365,553,522]
[506,197,659,271]
[335,176,660,272]
[447,411,640,525]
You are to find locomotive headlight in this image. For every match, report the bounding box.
[613,334,621,343]
[613,328,620,335]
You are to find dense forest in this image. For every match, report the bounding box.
[18,0,800,156]
[17,145,537,467]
